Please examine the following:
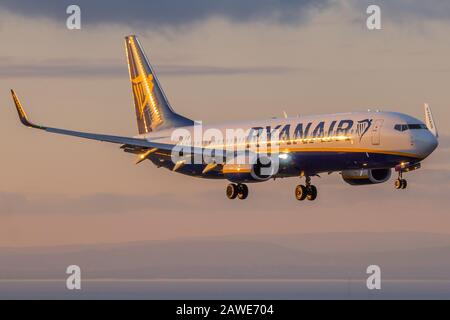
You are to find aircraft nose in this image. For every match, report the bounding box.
[414,130,438,159]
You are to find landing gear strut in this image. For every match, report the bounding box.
[394,171,407,190]
[226,183,248,200]
[295,176,318,201]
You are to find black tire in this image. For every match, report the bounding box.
[226,183,238,199]
[394,179,402,189]
[306,185,318,201]
[237,184,249,200]
[295,185,307,201]
[401,179,407,189]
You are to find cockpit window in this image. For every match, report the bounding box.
[407,124,427,129]
[394,124,427,131]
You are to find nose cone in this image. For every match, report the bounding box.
[413,130,438,159]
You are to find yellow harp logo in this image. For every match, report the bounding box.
[131,72,163,128]
[132,73,155,119]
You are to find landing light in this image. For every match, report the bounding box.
[279,153,290,160]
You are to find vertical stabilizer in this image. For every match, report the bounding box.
[124,35,193,133]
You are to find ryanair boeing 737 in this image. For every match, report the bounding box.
[10,35,439,201]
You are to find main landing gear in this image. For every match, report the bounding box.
[394,171,407,190]
[226,183,249,200]
[295,176,318,201]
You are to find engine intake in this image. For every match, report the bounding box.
[342,168,391,185]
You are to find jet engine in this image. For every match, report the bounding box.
[342,168,391,185]
[223,155,277,183]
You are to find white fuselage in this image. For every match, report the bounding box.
[141,111,438,162]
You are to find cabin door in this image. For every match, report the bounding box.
[371,119,384,145]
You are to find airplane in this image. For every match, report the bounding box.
[10,35,439,201]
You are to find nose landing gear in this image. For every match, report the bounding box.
[226,183,249,200]
[394,171,407,190]
[393,162,422,190]
[295,176,318,201]
[395,178,407,189]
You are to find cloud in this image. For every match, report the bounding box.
[0,192,188,215]
[351,0,450,22]
[0,0,330,27]
[150,65,300,76]
[1,166,450,216]
[0,59,126,78]
[0,58,299,78]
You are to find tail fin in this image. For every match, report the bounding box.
[124,35,193,133]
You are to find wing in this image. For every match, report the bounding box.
[10,90,257,167]
[10,89,174,151]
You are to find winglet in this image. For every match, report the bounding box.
[10,89,45,129]
[424,103,438,138]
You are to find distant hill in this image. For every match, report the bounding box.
[2,232,450,280]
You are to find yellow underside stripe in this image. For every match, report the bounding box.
[222,169,251,174]
[344,176,370,180]
[265,147,420,159]
[153,147,419,160]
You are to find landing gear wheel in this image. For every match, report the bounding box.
[401,179,407,189]
[395,178,408,190]
[395,170,408,190]
[237,184,249,200]
[306,185,318,201]
[295,185,308,201]
[226,183,238,199]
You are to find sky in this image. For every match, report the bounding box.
[0,0,449,247]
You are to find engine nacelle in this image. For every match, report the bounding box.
[223,155,277,183]
[342,168,391,185]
